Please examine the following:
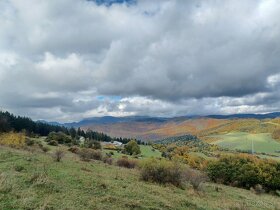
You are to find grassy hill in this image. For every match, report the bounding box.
[211,132,280,155]
[83,118,280,142]
[0,145,280,210]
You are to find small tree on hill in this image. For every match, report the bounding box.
[93,140,102,150]
[124,140,141,155]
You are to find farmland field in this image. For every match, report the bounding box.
[211,132,280,155]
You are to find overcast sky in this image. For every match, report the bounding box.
[0,0,280,122]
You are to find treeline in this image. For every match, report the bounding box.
[0,111,68,136]
[0,111,144,145]
[68,128,145,145]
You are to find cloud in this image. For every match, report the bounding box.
[0,0,280,121]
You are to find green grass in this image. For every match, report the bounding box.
[140,145,161,158]
[0,146,280,210]
[211,132,280,156]
[103,145,161,159]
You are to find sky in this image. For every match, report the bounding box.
[0,0,280,122]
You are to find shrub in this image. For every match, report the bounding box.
[116,157,137,169]
[93,141,102,150]
[103,157,113,165]
[139,158,184,187]
[250,184,264,195]
[46,132,72,145]
[41,146,50,153]
[124,140,141,155]
[79,148,91,161]
[207,154,280,191]
[25,138,35,146]
[53,149,64,162]
[0,132,26,148]
[272,129,280,141]
[48,140,58,146]
[68,146,80,154]
[78,148,102,161]
[183,168,207,190]
[91,150,103,160]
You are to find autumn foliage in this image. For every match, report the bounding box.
[207,154,280,191]
[0,132,26,148]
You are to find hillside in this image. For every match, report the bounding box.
[82,118,229,140]
[0,145,279,210]
[82,117,280,142]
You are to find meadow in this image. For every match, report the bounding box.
[0,145,280,210]
[211,132,280,156]
[103,145,162,159]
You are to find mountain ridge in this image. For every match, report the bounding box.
[41,112,280,128]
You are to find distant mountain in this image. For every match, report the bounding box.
[63,116,170,127]
[38,112,280,141]
[206,112,280,119]
[51,112,280,128]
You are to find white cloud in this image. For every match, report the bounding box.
[0,0,280,122]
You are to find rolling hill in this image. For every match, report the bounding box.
[81,117,280,142]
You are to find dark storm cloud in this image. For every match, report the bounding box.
[0,0,279,121]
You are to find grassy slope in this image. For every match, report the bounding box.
[0,146,280,210]
[211,132,280,155]
[103,145,162,159]
[139,145,161,158]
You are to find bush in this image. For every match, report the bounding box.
[25,138,35,146]
[139,158,184,187]
[78,148,102,161]
[91,150,103,160]
[116,157,137,169]
[124,140,141,155]
[41,146,50,153]
[272,129,280,141]
[46,132,72,145]
[53,149,64,162]
[0,132,26,148]
[250,184,264,195]
[92,141,102,150]
[207,154,280,191]
[48,140,58,146]
[68,146,80,154]
[78,148,91,161]
[183,168,207,190]
[103,157,113,165]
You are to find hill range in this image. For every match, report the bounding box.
[48,113,280,141]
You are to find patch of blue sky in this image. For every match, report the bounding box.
[88,0,136,6]
[96,95,122,101]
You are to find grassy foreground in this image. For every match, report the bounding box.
[0,146,280,210]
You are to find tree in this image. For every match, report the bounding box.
[124,140,141,155]
[93,140,102,150]
[69,127,76,139]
